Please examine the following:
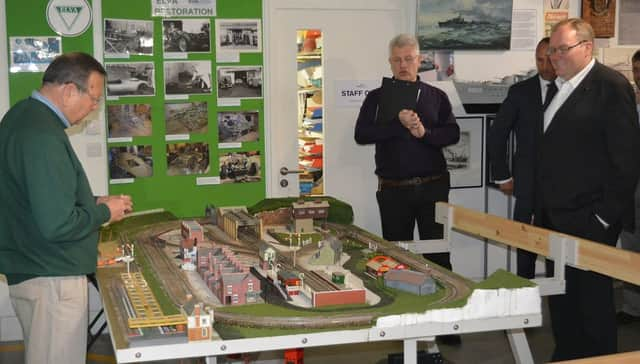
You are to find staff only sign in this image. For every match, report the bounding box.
[152,0,217,17]
[334,80,378,108]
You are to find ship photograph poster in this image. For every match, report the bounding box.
[416,0,513,50]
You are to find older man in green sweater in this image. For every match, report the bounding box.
[0,52,133,364]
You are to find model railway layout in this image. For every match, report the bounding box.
[97,198,478,347]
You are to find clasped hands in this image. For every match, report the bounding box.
[97,195,133,223]
[398,109,426,138]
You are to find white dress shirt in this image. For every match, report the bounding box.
[543,58,596,132]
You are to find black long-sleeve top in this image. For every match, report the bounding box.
[354,79,460,179]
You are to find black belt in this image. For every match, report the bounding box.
[378,174,443,189]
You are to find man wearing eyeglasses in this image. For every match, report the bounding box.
[354,34,460,347]
[535,19,640,361]
[0,52,133,364]
[487,37,556,279]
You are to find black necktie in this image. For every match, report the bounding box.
[543,81,558,111]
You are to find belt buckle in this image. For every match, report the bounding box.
[412,177,422,185]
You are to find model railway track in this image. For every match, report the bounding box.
[137,235,193,306]
[328,223,471,304]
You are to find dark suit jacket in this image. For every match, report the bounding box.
[488,75,543,207]
[535,61,640,240]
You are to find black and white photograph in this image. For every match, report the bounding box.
[9,36,61,72]
[106,62,155,97]
[484,115,512,188]
[104,18,153,57]
[444,116,484,188]
[217,66,263,99]
[215,19,262,53]
[165,102,209,135]
[165,60,212,96]
[163,19,211,54]
[107,104,152,138]
[166,142,210,176]
[417,0,513,50]
[219,151,261,184]
[108,145,153,180]
[217,111,259,143]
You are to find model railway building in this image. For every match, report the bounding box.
[197,245,261,305]
[181,297,214,341]
[217,206,259,240]
[384,269,436,296]
[366,255,406,277]
[291,200,329,233]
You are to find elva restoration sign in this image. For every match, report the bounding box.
[152,0,217,17]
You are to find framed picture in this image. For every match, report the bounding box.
[162,19,211,54]
[106,62,155,97]
[104,19,153,57]
[215,19,262,53]
[9,36,61,72]
[484,115,513,189]
[445,116,484,189]
[416,0,513,50]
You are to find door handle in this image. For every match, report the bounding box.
[280,167,303,176]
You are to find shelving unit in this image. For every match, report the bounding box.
[296,30,323,195]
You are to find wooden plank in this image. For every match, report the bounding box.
[552,350,640,363]
[436,202,640,286]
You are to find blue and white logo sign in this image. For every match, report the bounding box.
[46,0,92,37]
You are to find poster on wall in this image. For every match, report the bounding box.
[164,60,212,97]
[216,66,263,103]
[215,19,262,53]
[9,36,61,73]
[166,142,210,176]
[418,50,454,82]
[218,111,260,144]
[602,48,638,91]
[219,151,261,184]
[445,116,484,189]
[618,0,640,45]
[106,62,155,97]
[163,19,211,55]
[104,19,154,58]
[416,0,513,50]
[165,102,209,136]
[108,145,153,182]
[107,104,153,140]
[543,0,569,36]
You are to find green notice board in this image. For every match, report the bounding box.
[102,0,265,216]
[6,0,266,218]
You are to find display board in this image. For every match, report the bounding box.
[103,0,265,217]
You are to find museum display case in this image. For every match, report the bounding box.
[296,29,324,195]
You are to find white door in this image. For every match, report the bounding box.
[264,0,411,235]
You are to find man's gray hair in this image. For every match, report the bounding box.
[389,34,420,55]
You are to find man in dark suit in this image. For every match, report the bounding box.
[537,18,640,361]
[487,37,556,279]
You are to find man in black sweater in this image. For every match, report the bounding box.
[354,33,460,345]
